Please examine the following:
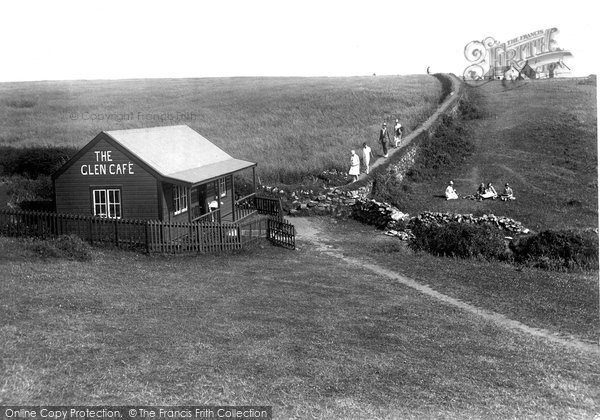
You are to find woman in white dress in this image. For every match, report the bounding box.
[348,150,360,182]
[481,182,498,199]
[445,181,458,200]
[362,142,373,174]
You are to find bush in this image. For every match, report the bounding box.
[4,175,54,207]
[510,230,599,271]
[371,170,403,205]
[409,221,508,260]
[458,98,484,120]
[0,146,76,178]
[406,114,475,183]
[27,234,92,261]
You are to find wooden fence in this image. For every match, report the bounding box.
[0,208,293,253]
[234,193,283,222]
[267,218,296,249]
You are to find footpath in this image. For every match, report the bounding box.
[292,217,600,355]
[355,74,462,183]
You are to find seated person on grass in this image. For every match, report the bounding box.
[480,182,498,200]
[475,182,486,200]
[500,182,516,201]
[445,180,458,200]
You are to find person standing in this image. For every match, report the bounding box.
[348,150,360,182]
[379,122,390,157]
[362,142,374,174]
[394,119,403,147]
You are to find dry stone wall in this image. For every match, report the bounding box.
[410,211,531,235]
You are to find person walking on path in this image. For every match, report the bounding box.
[362,142,374,174]
[348,150,360,182]
[379,122,390,157]
[394,119,403,148]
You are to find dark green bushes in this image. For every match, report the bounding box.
[406,114,475,183]
[407,221,599,272]
[409,221,508,260]
[510,230,599,271]
[0,146,76,178]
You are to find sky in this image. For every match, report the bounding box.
[0,0,597,82]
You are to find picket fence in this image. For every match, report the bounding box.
[0,209,295,253]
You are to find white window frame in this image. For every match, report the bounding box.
[218,177,227,198]
[92,188,121,219]
[173,185,189,215]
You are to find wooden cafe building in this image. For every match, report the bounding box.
[52,125,263,223]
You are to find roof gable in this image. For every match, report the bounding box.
[104,125,234,177]
[54,125,256,185]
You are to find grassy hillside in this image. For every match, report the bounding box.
[1,236,598,418]
[0,76,440,184]
[391,78,598,231]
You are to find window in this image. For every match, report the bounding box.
[92,188,121,219]
[173,185,188,215]
[218,177,227,198]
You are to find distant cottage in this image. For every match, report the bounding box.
[52,125,257,222]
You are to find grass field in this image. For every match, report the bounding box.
[0,76,440,184]
[1,235,599,418]
[391,78,597,231]
[310,217,599,343]
[1,75,598,417]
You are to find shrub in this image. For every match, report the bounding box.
[458,98,484,120]
[406,114,475,183]
[0,146,76,178]
[409,221,508,260]
[4,98,37,108]
[5,175,54,207]
[371,170,403,205]
[510,230,599,271]
[27,234,92,261]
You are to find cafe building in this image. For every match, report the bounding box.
[52,125,257,222]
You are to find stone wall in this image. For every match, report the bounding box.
[410,211,531,235]
[261,74,470,221]
[351,199,409,229]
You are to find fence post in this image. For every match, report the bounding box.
[89,218,94,246]
[145,221,150,254]
[114,219,119,248]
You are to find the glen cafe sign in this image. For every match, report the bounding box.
[80,150,135,176]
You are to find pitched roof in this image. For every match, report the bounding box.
[104,125,255,184]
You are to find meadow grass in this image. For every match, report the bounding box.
[314,217,599,343]
[0,235,599,418]
[0,76,440,184]
[391,78,598,231]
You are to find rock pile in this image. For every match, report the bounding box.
[352,199,409,229]
[410,211,531,234]
[261,184,372,216]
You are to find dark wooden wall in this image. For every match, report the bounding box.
[54,137,160,219]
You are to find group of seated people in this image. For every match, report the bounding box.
[444,181,516,201]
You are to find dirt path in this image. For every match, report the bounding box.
[354,75,461,183]
[293,217,600,355]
